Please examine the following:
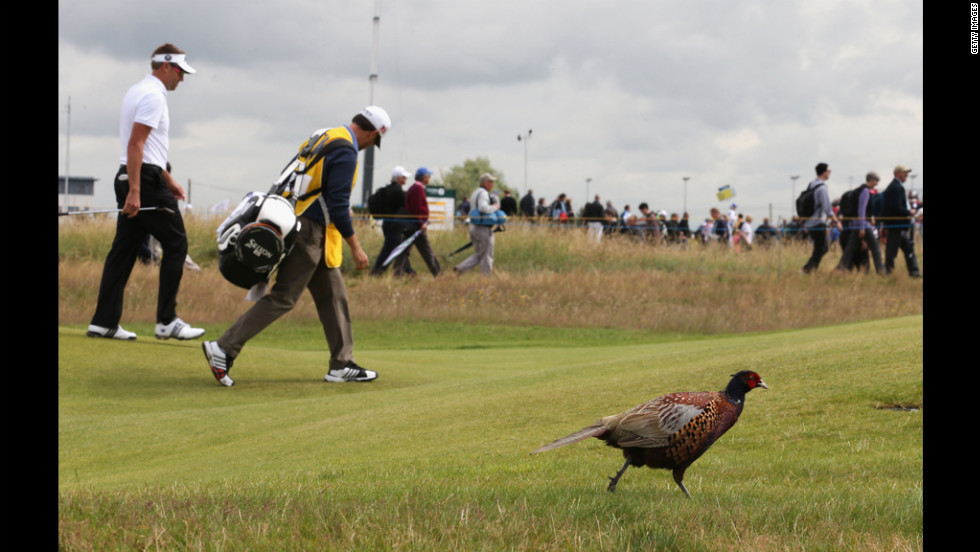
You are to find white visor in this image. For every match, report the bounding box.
[151,53,196,74]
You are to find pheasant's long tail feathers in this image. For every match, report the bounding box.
[531,424,606,454]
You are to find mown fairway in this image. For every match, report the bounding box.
[59,316,922,551]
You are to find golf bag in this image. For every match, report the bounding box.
[215,127,356,289]
[469,208,507,227]
[216,190,300,289]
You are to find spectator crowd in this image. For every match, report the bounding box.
[443,165,922,278]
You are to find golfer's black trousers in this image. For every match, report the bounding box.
[90,165,187,327]
[370,220,414,276]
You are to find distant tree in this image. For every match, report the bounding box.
[433,157,511,201]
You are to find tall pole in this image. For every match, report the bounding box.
[63,97,71,213]
[585,177,592,203]
[517,129,532,194]
[682,176,689,214]
[361,0,381,206]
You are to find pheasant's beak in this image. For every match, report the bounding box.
[757,380,769,390]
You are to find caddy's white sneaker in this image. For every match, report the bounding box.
[202,341,234,387]
[86,324,137,340]
[155,317,205,340]
[324,361,378,383]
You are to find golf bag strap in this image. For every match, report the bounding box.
[269,155,300,196]
[275,129,356,205]
[270,155,323,203]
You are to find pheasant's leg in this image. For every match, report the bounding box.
[607,459,631,492]
[673,468,691,498]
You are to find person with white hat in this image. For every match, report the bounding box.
[88,43,205,342]
[370,165,416,276]
[203,106,392,386]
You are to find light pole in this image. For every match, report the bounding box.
[361,0,381,206]
[682,176,690,213]
[585,178,592,204]
[63,97,71,213]
[517,129,532,194]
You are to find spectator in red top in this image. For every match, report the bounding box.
[398,167,442,277]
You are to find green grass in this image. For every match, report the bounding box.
[59,316,922,551]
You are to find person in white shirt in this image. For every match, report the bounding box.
[88,43,205,342]
[739,215,754,251]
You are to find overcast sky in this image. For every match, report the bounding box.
[58,0,923,222]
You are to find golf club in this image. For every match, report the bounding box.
[58,206,176,217]
[448,225,505,257]
[382,229,422,267]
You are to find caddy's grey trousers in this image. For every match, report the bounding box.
[217,216,355,371]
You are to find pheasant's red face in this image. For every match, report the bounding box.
[745,372,769,389]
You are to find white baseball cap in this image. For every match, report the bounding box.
[391,165,411,179]
[359,106,390,148]
[151,52,196,74]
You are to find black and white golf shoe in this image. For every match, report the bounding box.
[155,317,205,340]
[202,341,234,387]
[86,324,137,340]
[324,361,378,383]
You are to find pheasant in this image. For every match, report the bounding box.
[531,370,768,497]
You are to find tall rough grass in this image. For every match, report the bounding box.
[58,214,923,334]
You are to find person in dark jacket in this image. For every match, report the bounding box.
[583,194,605,242]
[710,207,729,245]
[500,189,518,216]
[519,190,536,217]
[835,171,884,273]
[882,164,921,277]
[370,166,415,276]
[677,212,692,241]
[535,197,548,217]
[753,217,776,246]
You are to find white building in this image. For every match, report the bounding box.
[59,176,97,213]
